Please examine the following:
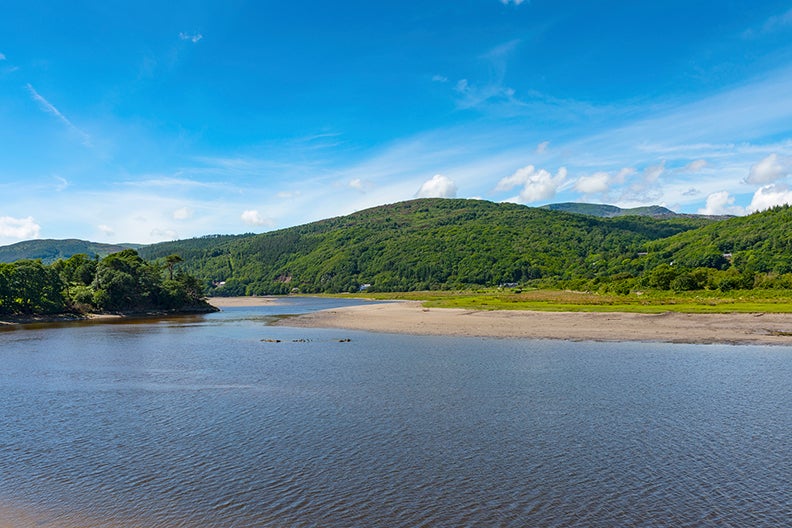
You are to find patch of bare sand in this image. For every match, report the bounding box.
[207,296,276,308]
[277,301,792,345]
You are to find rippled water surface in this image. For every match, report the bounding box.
[1,297,791,527]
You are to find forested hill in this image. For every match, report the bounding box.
[643,205,792,275]
[140,198,714,295]
[0,239,140,264]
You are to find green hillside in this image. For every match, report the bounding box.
[635,204,792,289]
[0,239,140,264]
[140,198,711,295]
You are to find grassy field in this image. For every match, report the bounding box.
[339,288,792,314]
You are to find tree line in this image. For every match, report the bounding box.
[0,249,210,316]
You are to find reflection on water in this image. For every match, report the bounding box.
[1,297,791,527]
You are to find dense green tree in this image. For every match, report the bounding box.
[0,263,14,314]
[0,250,211,318]
[52,253,97,286]
[164,254,184,280]
[6,260,65,314]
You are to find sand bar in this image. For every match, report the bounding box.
[278,301,792,346]
[207,296,275,308]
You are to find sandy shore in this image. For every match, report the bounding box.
[207,296,276,308]
[278,301,792,346]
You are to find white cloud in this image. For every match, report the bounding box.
[500,0,527,5]
[698,191,745,215]
[575,172,611,194]
[241,210,273,227]
[179,32,203,43]
[536,141,549,154]
[416,174,458,198]
[497,165,566,203]
[0,216,40,240]
[432,75,448,83]
[745,153,791,184]
[349,178,364,190]
[98,224,115,237]
[173,207,192,220]
[571,167,634,198]
[495,164,535,191]
[748,184,792,212]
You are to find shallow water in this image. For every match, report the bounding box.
[1,297,791,527]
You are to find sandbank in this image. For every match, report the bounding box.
[207,296,276,308]
[278,301,792,345]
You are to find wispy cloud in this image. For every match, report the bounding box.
[121,176,229,191]
[54,175,69,192]
[26,84,92,146]
[454,77,518,110]
[0,52,6,60]
[743,7,792,38]
[179,32,203,43]
[173,207,193,220]
[451,39,523,111]
[500,0,528,5]
[682,159,707,172]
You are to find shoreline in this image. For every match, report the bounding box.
[0,305,218,327]
[277,301,792,346]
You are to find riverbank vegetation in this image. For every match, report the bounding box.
[0,249,214,319]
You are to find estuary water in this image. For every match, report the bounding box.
[1,297,791,527]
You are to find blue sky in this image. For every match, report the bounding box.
[2,1,792,244]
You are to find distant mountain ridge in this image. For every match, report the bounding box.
[0,239,141,264]
[541,202,732,220]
